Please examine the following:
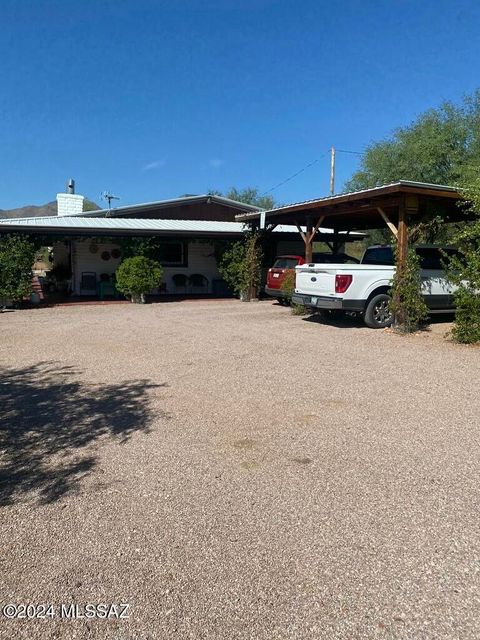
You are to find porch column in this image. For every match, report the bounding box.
[296,215,325,264]
[393,199,409,326]
[305,217,313,263]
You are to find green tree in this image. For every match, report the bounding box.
[448,171,480,343]
[218,233,263,300]
[0,234,36,306]
[208,187,277,210]
[116,256,162,303]
[390,247,429,332]
[346,91,480,192]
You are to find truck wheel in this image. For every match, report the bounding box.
[364,294,393,328]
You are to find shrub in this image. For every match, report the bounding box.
[389,247,429,332]
[291,303,307,316]
[448,218,480,343]
[0,234,36,305]
[280,270,296,303]
[115,256,162,303]
[218,233,263,299]
[451,286,480,343]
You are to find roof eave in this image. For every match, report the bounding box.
[235,181,462,222]
[69,194,262,219]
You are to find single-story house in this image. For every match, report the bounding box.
[0,183,364,298]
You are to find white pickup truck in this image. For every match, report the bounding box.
[292,245,458,328]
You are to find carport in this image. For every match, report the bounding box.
[236,180,465,271]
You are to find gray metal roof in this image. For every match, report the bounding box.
[235,180,461,221]
[0,215,364,237]
[0,216,248,234]
[68,194,262,218]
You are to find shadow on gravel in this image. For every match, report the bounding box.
[301,311,365,329]
[0,361,166,506]
[302,311,454,330]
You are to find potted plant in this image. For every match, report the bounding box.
[115,256,163,303]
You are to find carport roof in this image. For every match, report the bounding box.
[235,181,464,230]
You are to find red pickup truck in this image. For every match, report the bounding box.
[265,253,359,303]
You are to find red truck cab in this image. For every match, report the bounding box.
[265,255,305,301]
[265,253,359,302]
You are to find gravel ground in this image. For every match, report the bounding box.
[0,300,479,640]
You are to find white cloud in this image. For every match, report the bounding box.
[209,158,223,168]
[142,159,166,171]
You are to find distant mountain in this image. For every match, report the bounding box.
[0,199,100,219]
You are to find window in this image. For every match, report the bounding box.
[273,257,299,269]
[362,247,394,265]
[158,241,188,267]
[416,247,460,270]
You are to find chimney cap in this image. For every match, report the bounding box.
[67,178,75,194]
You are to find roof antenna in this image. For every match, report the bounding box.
[101,190,120,215]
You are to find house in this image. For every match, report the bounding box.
[0,182,365,299]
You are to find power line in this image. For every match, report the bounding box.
[262,154,327,195]
[335,148,365,156]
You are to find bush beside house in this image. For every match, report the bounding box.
[115,256,163,303]
[218,233,263,301]
[0,234,36,308]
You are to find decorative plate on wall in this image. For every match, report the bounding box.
[101,251,111,261]
[111,248,121,259]
[89,243,99,254]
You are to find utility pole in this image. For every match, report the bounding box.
[330,145,336,195]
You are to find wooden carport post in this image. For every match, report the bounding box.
[296,216,325,263]
[393,198,408,326]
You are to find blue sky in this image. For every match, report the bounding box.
[1,0,479,209]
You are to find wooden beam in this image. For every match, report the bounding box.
[377,207,398,238]
[295,221,307,243]
[295,215,328,263]
[308,215,325,243]
[305,217,313,263]
[393,200,409,327]
[397,202,408,267]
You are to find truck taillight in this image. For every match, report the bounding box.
[335,274,352,293]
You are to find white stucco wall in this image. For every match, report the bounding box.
[71,239,222,295]
[162,241,221,293]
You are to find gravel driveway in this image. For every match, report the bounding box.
[1,300,479,639]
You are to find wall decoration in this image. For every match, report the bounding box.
[101,251,111,261]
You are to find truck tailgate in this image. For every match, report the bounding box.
[295,266,339,297]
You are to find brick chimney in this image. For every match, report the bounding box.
[56,178,84,216]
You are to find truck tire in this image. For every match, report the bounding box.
[364,293,393,329]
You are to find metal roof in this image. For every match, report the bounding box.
[0,215,365,238]
[67,194,262,218]
[235,181,461,221]
[0,216,248,234]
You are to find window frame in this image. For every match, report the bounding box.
[157,240,188,267]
